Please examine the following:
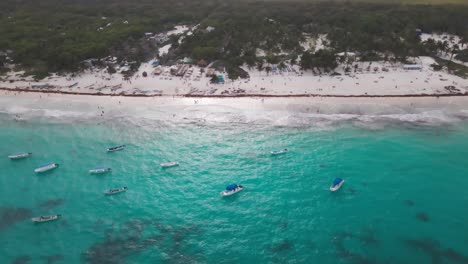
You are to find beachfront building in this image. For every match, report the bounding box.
[153,66,163,75]
[182,57,194,64]
[336,52,357,58]
[403,64,422,70]
[415,28,422,36]
[82,58,99,68]
[170,64,190,76]
[31,83,49,89]
[205,68,215,77]
[210,74,225,84]
[197,59,208,67]
[152,33,169,44]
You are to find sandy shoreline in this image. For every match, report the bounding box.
[1,87,468,98]
[2,89,468,129]
[2,90,468,117]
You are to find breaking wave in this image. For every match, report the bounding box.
[2,103,467,131]
[2,93,468,131]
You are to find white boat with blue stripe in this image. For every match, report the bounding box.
[330,178,344,192]
[220,184,244,197]
[89,167,112,174]
[32,214,61,223]
[104,186,128,195]
[34,162,59,173]
[8,152,32,159]
[160,161,179,168]
[271,149,288,156]
[107,145,126,152]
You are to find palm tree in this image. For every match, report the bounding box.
[459,33,467,49]
[278,61,286,71]
[441,41,449,55]
[265,66,272,75]
[256,61,264,72]
[210,74,218,83]
[449,44,460,63]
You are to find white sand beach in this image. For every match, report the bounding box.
[1,56,467,97]
[2,90,468,127]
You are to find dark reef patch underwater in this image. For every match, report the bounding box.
[82,219,202,264]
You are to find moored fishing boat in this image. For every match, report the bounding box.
[160,161,179,168]
[104,186,128,195]
[8,152,32,159]
[31,214,61,223]
[330,178,344,192]
[107,145,126,152]
[220,184,244,197]
[271,149,288,156]
[89,167,112,174]
[34,163,59,173]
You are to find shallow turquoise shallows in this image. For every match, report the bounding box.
[1,115,468,264]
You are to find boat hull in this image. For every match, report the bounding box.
[34,164,59,173]
[104,187,127,195]
[220,187,244,197]
[160,162,179,168]
[32,214,61,223]
[271,150,288,156]
[89,168,111,174]
[8,153,32,159]
[107,145,126,152]
[330,180,344,192]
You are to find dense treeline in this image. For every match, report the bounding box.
[0,0,467,78]
[0,0,216,77]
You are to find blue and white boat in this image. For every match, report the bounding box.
[104,186,128,195]
[8,152,32,159]
[271,149,288,156]
[160,161,179,168]
[220,184,244,197]
[34,163,59,173]
[330,178,344,192]
[31,214,61,223]
[107,145,126,152]
[89,167,112,174]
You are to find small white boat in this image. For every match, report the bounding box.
[271,149,288,156]
[34,163,59,173]
[89,167,112,174]
[107,145,126,152]
[104,186,128,195]
[220,184,244,197]
[8,152,32,159]
[31,214,61,223]
[330,178,344,192]
[160,162,179,168]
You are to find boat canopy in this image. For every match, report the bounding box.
[38,162,53,168]
[226,184,238,191]
[333,178,343,185]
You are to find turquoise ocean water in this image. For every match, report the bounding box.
[1,112,468,264]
